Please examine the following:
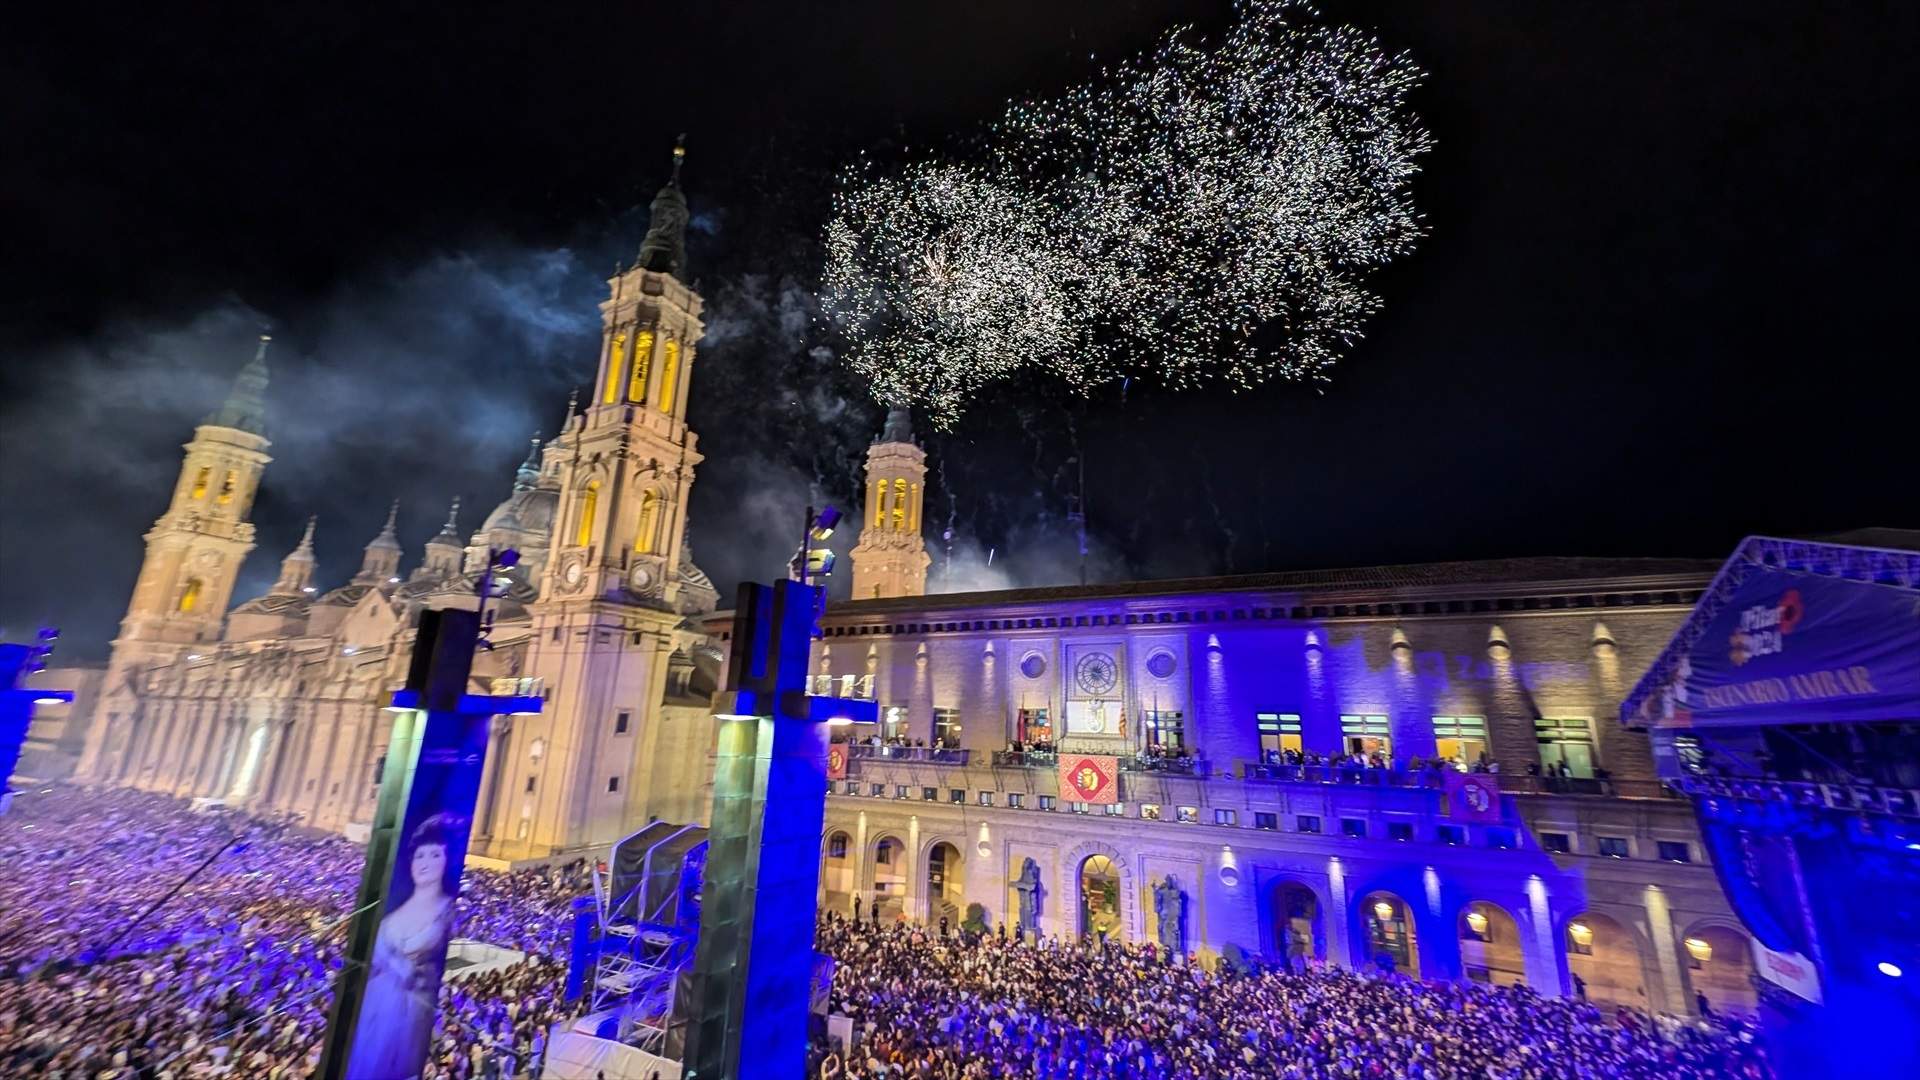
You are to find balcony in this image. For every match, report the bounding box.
[989,749,1210,778]
[1239,762,1674,800]
[847,743,969,766]
[991,750,1057,769]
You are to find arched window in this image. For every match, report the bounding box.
[872,479,885,528]
[218,470,238,505]
[627,330,655,403]
[575,481,600,548]
[657,340,680,413]
[909,481,920,531]
[602,333,627,405]
[178,578,203,613]
[891,478,907,530]
[190,467,210,500]
[634,490,660,554]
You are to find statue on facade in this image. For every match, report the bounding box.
[1013,858,1041,933]
[1153,873,1186,958]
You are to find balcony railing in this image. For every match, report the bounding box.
[992,750,1057,769]
[846,744,969,766]
[1119,754,1208,777]
[1240,763,1675,800]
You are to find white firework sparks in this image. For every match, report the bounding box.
[821,0,1433,427]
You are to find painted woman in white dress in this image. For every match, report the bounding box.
[346,813,465,1080]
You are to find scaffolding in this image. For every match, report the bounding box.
[589,821,707,1057]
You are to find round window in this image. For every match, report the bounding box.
[1146,651,1177,679]
[1020,653,1047,679]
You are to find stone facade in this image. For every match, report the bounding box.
[69,149,724,863]
[788,558,1760,1017]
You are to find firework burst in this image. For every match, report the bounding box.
[821,0,1433,427]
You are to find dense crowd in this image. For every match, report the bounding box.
[812,917,1769,1080]
[0,785,587,1079]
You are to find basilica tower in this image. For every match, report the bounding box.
[850,407,930,599]
[495,143,712,858]
[117,336,272,644]
[78,337,273,779]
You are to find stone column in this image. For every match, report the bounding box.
[904,814,922,923]
[1644,885,1690,1013]
[1326,857,1352,969]
[1524,875,1567,997]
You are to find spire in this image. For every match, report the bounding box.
[881,406,914,445]
[637,137,690,281]
[204,335,271,436]
[270,516,318,596]
[353,501,403,585]
[431,496,462,545]
[558,389,579,437]
[514,438,543,490]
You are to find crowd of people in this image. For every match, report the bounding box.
[811,917,1769,1080]
[0,785,587,1078]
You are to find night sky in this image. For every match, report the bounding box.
[2,2,1914,658]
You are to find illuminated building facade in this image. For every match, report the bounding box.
[794,511,1757,1015]
[71,146,725,861]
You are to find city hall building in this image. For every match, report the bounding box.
[787,488,1757,1016]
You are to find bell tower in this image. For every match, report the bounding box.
[541,140,703,608]
[118,336,273,645]
[79,336,273,781]
[501,143,709,858]
[850,407,930,599]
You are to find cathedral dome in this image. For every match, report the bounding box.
[480,485,557,542]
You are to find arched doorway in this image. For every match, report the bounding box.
[1682,924,1759,1017]
[926,842,964,926]
[1566,912,1650,1009]
[1272,882,1325,968]
[1360,892,1419,978]
[822,830,854,913]
[1460,901,1526,987]
[1079,855,1122,940]
[870,837,906,922]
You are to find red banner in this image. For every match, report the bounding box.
[1058,754,1119,805]
[827,743,849,781]
[1444,770,1501,822]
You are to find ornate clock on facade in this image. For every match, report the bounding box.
[1074,651,1119,696]
[627,563,655,594]
[559,556,585,592]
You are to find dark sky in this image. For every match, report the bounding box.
[2,2,1914,657]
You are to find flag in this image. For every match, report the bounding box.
[1058,754,1120,805]
[1444,770,1502,823]
[827,743,849,781]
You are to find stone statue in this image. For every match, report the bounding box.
[1153,873,1186,958]
[1012,858,1041,933]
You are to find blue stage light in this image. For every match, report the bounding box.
[1880,961,1904,978]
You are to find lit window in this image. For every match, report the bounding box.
[1071,801,1091,815]
[1177,806,1199,824]
[1340,715,1391,757]
[190,467,210,500]
[657,340,680,412]
[627,330,655,403]
[1008,793,1025,809]
[1102,803,1124,817]
[978,791,994,806]
[1146,710,1186,753]
[891,478,907,530]
[1038,795,1056,811]
[1257,712,1303,758]
[217,470,238,505]
[933,707,962,749]
[575,481,600,547]
[603,333,627,404]
[1432,716,1488,767]
[178,578,203,613]
[1214,809,1238,826]
[635,490,660,554]
[1537,718,1599,778]
[828,834,848,859]
[1141,804,1162,821]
